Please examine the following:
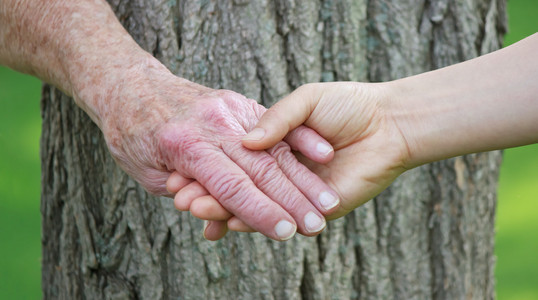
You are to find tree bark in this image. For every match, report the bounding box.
[41,0,507,299]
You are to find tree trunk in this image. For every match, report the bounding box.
[41,0,507,299]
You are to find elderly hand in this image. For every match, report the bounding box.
[98,61,341,241]
[1,0,341,241]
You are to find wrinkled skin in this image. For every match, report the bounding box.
[168,82,411,239]
[101,63,339,241]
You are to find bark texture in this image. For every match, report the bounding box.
[41,0,507,299]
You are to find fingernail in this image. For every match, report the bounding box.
[274,220,296,241]
[243,128,265,141]
[304,211,326,233]
[202,221,210,239]
[319,191,339,210]
[316,142,333,157]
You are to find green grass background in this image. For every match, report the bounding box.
[494,1,538,299]
[0,1,537,298]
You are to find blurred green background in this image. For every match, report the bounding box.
[0,1,537,299]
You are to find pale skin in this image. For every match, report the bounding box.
[0,0,344,241]
[168,33,538,240]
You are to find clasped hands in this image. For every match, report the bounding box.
[103,59,409,242]
[3,0,535,243]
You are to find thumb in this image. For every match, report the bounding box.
[242,84,318,150]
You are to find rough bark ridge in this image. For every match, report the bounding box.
[41,0,507,299]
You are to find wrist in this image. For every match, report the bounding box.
[79,53,211,143]
[383,79,436,169]
[385,68,483,168]
[68,48,168,127]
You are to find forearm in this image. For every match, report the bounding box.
[0,0,170,127]
[390,33,538,167]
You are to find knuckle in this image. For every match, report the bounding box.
[197,99,241,132]
[209,173,272,216]
[214,89,240,100]
[269,142,319,190]
[274,186,303,211]
[285,126,313,150]
[156,122,209,171]
[267,142,293,162]
[244,151,309,213]
[213,89,249,106]
[211,173,250,204]
[288,125,310,140]
[233,194,269,219]
[248,156,281,187]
